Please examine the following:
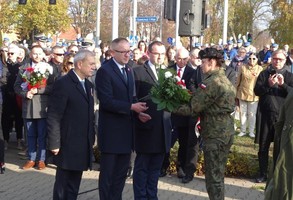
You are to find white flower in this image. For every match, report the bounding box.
[175,76,181,82]
[165,71,173,78]
[47,65,53,74]
[35,62,53,75]
[160,65,167,69]
[37,62,47,74]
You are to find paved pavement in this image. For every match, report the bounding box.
[1,139,265,200]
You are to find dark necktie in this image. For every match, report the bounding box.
[80,80,86,94]
[122,67,128,82]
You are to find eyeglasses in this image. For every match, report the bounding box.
[54,53,64,56]
[151,52,165,56]
[113,49,131,55]
[272,58,285,62]
[7,52,14,56]
[68,62,74,65]
[249,58,257,60]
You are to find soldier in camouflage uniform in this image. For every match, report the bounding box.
[175,48,236,200]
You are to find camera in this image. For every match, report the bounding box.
[270,69,276,75]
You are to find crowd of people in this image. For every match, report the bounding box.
[0,34,292,200]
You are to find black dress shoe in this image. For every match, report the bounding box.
[182,175,193,184]
[0,163,5,174]
[255,175,267,183]
[177,167,185,178]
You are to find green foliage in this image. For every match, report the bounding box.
[203,0,272,45]
[168,141,179,173]
[269,1,293,46]
[150,68,191,112]
[167,134,267,178]
[229,0,254,37]
[93,136,262,178]
[226,146,259,177]
[0,0,71,41]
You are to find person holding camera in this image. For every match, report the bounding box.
[254,49,293,183]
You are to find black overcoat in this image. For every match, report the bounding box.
[47,69,95,171]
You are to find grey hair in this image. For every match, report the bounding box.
[271,49,287,58]
[110,37,129,50]
[51,45,64,53]
[74,50,95,67]
[8,43,20,53]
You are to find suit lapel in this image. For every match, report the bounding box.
[112,61,129,87]
[144,63,157,83]
[182,66,191,80]
[125,64,135,99]
[85,79,94,102]
[68,70,89,101]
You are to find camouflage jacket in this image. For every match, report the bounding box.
[175,68,236,141]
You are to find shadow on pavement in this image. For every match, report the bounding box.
[1,140,264,200]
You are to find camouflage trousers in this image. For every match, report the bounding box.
[203,135,234,200]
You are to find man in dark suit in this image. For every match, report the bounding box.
[96,37,147,200]
[169,47,200,183]
[133,41,172,199]
[47,50,96,200]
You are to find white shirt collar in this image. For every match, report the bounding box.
[176,65,186,77]
[148,60,156,69]
[113,58,125,70]
[148,61,158,80]
[31,62,38,68]
[73,69,85,82]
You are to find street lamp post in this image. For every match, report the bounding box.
[95,0,101,46]
[223,0,228,44]
[159,0,163,41]
[112,0,119,40]
[175,0,180,47]
[133,0,137,36]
